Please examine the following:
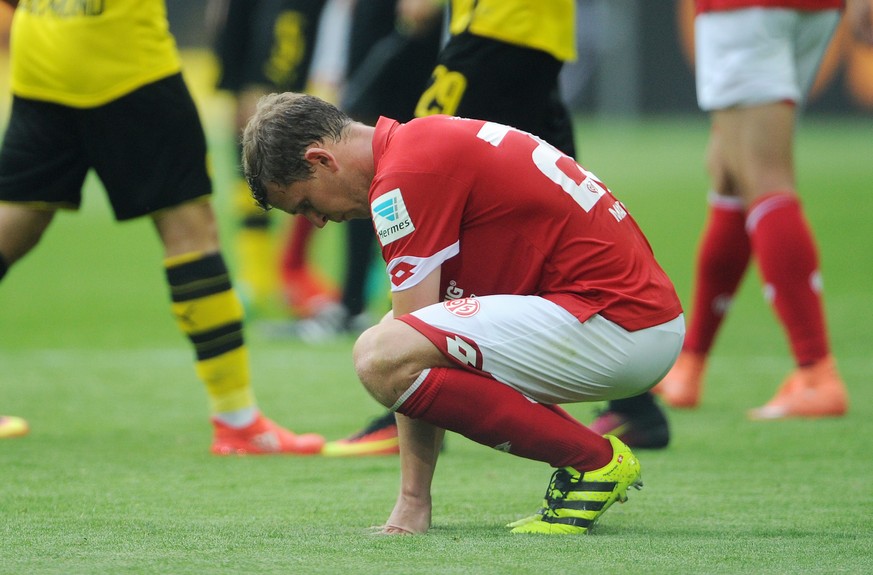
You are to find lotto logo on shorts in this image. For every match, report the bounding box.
[444,298,479,318]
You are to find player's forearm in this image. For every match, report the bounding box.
[391,268,442,317]
[383,414,444,534]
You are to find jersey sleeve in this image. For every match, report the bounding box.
[370,171,468,291]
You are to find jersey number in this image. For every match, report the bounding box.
[415,65,468,117]
[476,122,607,212]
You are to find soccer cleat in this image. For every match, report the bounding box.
[288,302,375,344]
[211,415,325,455]
[0,415,29,439]
[509,435,642,535]
[589,403,670,449]
[281,267,339,319]
[651,351,707,408]
[747,355,848,420]
[321,412,400,456]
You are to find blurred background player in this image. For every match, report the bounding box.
[0,0,323,454]
[322,0,666,455]
[288,0,443,347]
[210,0,337,319]
[651,0,873,419]
[305,0,443,455]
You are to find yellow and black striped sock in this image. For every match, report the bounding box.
[165,251,257,417]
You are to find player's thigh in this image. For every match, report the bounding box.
[717,103,798,199]
[84,74,212,222]
[0,203,55,264]
[403,295,685,404]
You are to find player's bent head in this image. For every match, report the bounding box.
[242,92,352,210]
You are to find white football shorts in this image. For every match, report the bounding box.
[695,7,840,110]
[402,295,685,405]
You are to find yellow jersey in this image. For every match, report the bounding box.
[449,0,576,62]
[10,0,182,108]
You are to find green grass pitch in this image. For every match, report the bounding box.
[1,87,871,572]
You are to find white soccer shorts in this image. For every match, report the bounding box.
[404,294,685,404]
[695,7,840,110]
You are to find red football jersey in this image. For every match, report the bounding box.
[696,0,842,13]
[369,116,682,331]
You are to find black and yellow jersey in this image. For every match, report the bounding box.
[10,0,182,108]
[448,0,576,62]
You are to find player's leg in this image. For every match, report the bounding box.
[0,204,55,273]
[354,316,617,535]
[217,0,333,317]
[152,201,325,455]
[0,94,89,275]
[708,10,847,418]
[278,215,338,318]
[213,1,279,316]
[90,74,323,454]
[0,206,55,448]
[652,123,752,409]
[354,297,678,533]
[721,103,847,418]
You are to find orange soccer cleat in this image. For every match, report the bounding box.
[651,351,707,408]
[747,355,848,420]
[211,415,325,455]
[281,267,339,319]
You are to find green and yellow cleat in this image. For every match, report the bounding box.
[509,435,642,534]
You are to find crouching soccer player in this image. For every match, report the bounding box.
[243,93,684,534]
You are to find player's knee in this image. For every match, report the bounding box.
[353,325,405,407]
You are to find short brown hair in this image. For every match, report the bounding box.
[242,92,352,210]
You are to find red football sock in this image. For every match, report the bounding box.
[281,216,315,272]
[396,367,612,472]
[684,194,752,354]
[746,192,829,366]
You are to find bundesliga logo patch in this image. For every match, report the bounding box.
[372,188,415,246]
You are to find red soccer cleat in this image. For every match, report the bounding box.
[211,415,325,455]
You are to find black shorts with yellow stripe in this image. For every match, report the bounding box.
[0,73,211,221]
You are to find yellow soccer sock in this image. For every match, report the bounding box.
[164,251,257,415]
[233,179,278,314]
